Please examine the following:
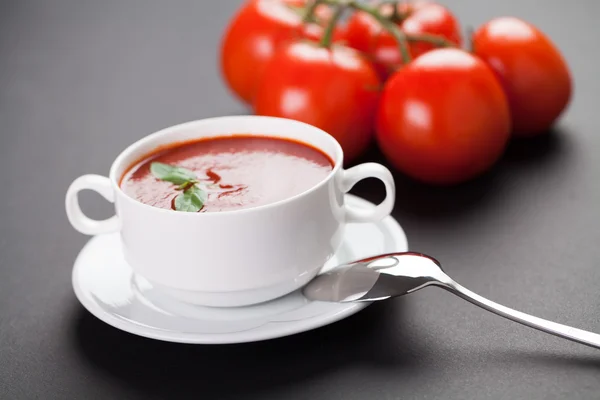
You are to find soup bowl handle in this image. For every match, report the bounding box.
[65,174,120,235]
[341,163,396,223]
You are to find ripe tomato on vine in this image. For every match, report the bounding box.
[220,0,573,184]
[345,1,462,79]
[220,0,344,105]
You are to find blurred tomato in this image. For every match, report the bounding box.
[254,41,381,162]
[473,17,572,137]
[376,48,510,185]
[220,0,344,105]
[345,1,462,79]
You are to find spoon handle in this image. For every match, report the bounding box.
[440,278,600,350]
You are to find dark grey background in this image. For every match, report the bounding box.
[1,0,599,399]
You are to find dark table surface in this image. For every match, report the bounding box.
[1,0,599,399]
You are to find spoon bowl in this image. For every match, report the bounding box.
[303,252,600,350]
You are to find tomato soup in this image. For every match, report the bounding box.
[120,136,334,212]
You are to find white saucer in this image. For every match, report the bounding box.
[72,194,408,344]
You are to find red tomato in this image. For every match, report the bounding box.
[220,0,343,105]
[376,48,510,185]
[473,17,572,137]
[345,1,462,79]
[254,42,381,162]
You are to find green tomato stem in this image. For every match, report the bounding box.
[378,0,404,23]
[302,0,325,23]
[390,1,401,23]
[346,0,412,64]
[318,0,456,64]
[406,33,456,48]
[319,3,346,48]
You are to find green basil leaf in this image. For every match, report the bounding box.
[188,185,208,205]
[174,185,207,212]
[150,162,197,185]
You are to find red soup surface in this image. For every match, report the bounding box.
[120,135,334,212]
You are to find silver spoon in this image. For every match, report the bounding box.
[303,252,600,350]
